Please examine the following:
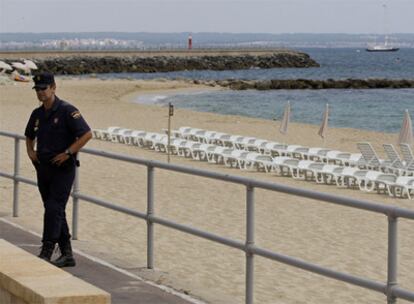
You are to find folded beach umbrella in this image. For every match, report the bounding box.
[398,109,413,145]
[318,103,329,139]
[279,101,290,135]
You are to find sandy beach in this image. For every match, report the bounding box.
[1,77,413,304]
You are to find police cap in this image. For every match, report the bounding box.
[32,73,55,90]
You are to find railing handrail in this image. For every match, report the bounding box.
[80,147,414,220]
[1,130,414,304]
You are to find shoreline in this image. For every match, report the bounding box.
[1,77,412,304]
[123,81,405,135]
[125,85,223,106]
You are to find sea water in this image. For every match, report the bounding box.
[99,48,414,133]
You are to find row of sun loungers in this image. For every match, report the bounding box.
[171,126,414,175]
[92,126,414,199]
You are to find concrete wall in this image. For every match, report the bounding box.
[0,239,110,304]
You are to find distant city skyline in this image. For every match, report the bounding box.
[0,0,413,34]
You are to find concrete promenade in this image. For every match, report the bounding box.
[0,219,199,304]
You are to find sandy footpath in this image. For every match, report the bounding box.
[0,77,413,304]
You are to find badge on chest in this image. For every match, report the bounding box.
[34,119,39,132]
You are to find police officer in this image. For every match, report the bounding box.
[25,73,92,267]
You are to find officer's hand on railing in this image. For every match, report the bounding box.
[28,150,39,163]
[51,153,70,166]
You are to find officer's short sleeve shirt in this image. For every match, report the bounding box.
[25,96,90,161]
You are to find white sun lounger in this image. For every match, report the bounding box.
[171,126,192,139]
[204,146,232,163]
[182,141,206,159]
[271,157,300,176]
[239,152,268,171]
[400,143,414,171]
[357,142,391,170]
[229,135,246,149]
[244,139,270,152]
[196,131,220,144]
[185,128,205,141]
[235,137,260,150]
[220,149,248,168]
[292,160,322,180]
[167,139,196,157]
[243,154,274,172]
[302,148,332,161]
[141,133,166,149]
[283,145,310,159]
[212,133,233,147]
[115,129,135,144]
[321,150,363,167]
[306,164,344,184]
[96,126,121,141]
[261,142,288,157]
[107,128,131,143]
[92,128,106,140]
[339,168,396,193]
[386,176,414,199]
[383,144,414,176]
[189,143,217,160]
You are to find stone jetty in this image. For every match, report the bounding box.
[0,49,318,75]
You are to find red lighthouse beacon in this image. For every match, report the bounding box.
[188,34,192,50]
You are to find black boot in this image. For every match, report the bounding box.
[38,241,55,261]
[52,240,76,268]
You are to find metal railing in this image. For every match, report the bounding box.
[1,130,414,304]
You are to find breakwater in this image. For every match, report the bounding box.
[0,50,318,75]
[196,78,414,90]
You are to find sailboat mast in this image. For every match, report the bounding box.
[383,3,389,46]
[366,2,398,51]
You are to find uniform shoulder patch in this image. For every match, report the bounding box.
[70,110,82,119]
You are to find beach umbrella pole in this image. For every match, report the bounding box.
[167,103,174,163]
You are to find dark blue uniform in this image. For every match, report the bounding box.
[25,96,90,244]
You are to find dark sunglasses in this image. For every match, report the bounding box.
[34,86,48,92]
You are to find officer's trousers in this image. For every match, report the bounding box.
[34,162,75,244]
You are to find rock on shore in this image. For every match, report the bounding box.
[0,50,318,75]
[202,78,414,90]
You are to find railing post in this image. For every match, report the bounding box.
[147,165,154,269]
[72,154,80,240]
[246,185,255,304]
[13,138,20,217]
[387,215,398,304]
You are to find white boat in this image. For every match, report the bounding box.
[366,4,399,52]
[366,41,399,52]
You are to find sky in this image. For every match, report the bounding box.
[0,0,413,34]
